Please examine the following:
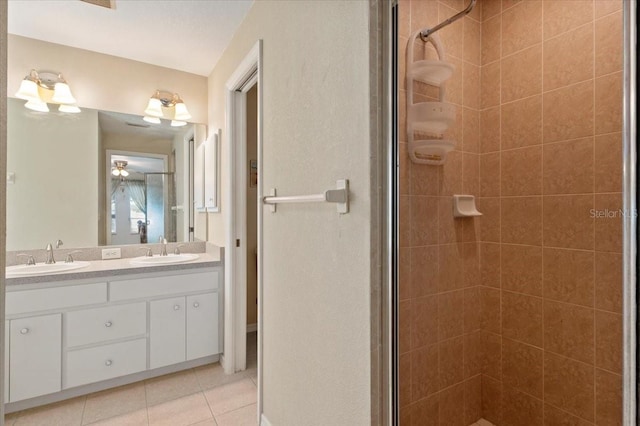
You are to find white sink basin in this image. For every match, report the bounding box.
[129,253,199,266]
[6,261,90,278]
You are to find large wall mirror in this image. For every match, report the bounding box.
[6,97,204,251]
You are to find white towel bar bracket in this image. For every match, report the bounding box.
[263,179,349,214]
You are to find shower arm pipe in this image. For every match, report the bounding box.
[419,0,477,41]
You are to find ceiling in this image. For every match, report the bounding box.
[98,110,190,140]
[111,153,165,174]
[7,0,254,76]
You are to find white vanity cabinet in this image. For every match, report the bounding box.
[5,266,222,409]
[8,314,62,402]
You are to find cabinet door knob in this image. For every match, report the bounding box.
[193,302,200,308]
[105,360,113,366]
[104,321,113,328]
[174,305,181,311]
[20,328,29,335]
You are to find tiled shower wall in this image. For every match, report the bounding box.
[399,0,624,425]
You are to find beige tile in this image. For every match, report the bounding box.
[439,3,464,59]
[439,336,465,388]
[480,106,500,153]
[203,378,256,417]
[544,352,595,422]
[463,108,480,153]
[477,198,500,243]
[445,56,464,106]
[410,196,439,246]
[82,382,147,425]
[399,247,411,301]
[411,295,439,349]
[439,150,464,196]
[543,138,594,195]
[481,287,501,335]
[399,142,410,195]
[464,376,482,425]
[502,291,543,347]
[595,311,622,373]
[595,72,623,136]
[543,195,594,250]
[481,331,502,380]
[481,61,501,109]
[410,246,439,298]
[543,24,594,92]
[190,420,218,426]
[145,369,201,407]
[481,15,501,65]
[439,382,466,426]
[85,409,148,426]
[409,395,438,426]
[544,300,594,364]
[480,153,500,197]
[214,403,257,426]
[543,404,593,426]
[400,299,412,354]
[543,0,594,40]
[480,242,500,288]
[543,80,594,143]
[501,95,542,150]
[595,369,622,426]
[501,146,542,196]
[501,196,543,246]
[14,397,86,426]
[400,352,412,408]
[411,345,439,400]
[4,413,19,426]
[594,193,623,252]
[465,17,482,66]
[502,338,543,398]
[594,133,622,193]
[464,331,482,378]
[463,153,480,197]
[595,251,622,313]
[501,385,543,425]
[501,244,543,296]
[410,0,438,34]
[502,0,542,56]
[463,62,481,109]
[439,243,465,291]
[481,375,502,425]
[543,248,594,307]
[502,0,523,11]
[438,290,465,340]
[463,242,481,287]
[594,0,622,18]
[595,11,623,77]
[193,363,248,391]
[399,89,407,142]
[400,405,412,426]
[411,163,439,196]
[439,196,464,245]
[148,393,213,426]
[483,0,502,21]
[501,44,542,103]
[397,0,409,39]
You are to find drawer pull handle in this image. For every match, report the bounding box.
[20,328,29,335]
[105,360,113,366]
[193,302,200,308]
[174,305,181,311]
[104,321,113,328]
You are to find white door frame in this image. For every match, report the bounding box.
[223,40,263,414]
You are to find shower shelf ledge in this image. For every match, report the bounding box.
[409,59,455,87]
[408,101,456,135]
[408,139,455,166]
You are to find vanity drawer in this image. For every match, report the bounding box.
[6,283,107,316]
[65,338,147,388]
[66,302,147,348]
[109,271,219,301]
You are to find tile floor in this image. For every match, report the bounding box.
[4,333,258,426]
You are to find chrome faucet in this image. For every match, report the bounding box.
[158,236,168,256]
[45,239,63,264]
[16,253,36,266]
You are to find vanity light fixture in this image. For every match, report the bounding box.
[111,161,130,178]
[143,90,191,127]
[15,69,81,113]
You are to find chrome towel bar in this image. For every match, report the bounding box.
[263,179,349,214]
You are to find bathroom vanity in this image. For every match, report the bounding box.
[4,253,223,412]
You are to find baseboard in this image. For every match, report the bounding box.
[247,323,258,333]
[260,413,272,426]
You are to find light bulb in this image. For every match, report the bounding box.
[15,79,40,102]
[24,99,49,112]
[112,169,120,176]
[120,170,130,177]
[52,82,77,104]
[171,120,187,127]
[144,97,163,117]
[59,104,81,113]
[143,116,161,124]
[173,101,191,121]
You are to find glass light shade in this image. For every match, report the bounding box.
[24,99,49,112]
[143,116,161,124]
[112,169,120,176]
[15,79,41,102]
[171,120,187,127]
[52,82,77,104]
[58,104,81,113]
[120,170,130,177]
[173,102,191,121]
[144,98,163,117]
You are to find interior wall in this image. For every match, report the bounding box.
[246,85,258,327]
[206,1,372,424]
[398,1,483,424]
[7,35,208,123]
[1,0,9,416]
[6,97,99,251]
[476,1,623,424]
